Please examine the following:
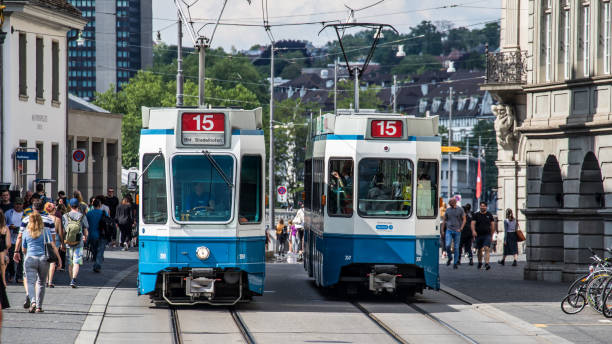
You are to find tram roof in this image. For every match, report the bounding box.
[141,107,263,131]
[313,111,439,138]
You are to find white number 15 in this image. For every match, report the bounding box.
[193,114,214,131]
[376,121,397,136]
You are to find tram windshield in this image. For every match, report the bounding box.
[357,159,413,217]
[172,154,234,222]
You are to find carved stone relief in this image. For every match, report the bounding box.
[492,104,518,151]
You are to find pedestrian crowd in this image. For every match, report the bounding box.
[270,202,305,262]
[0,184,137,315]
[441,197,522,270]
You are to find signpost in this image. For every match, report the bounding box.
[277,185,287,203]
[72,149,87,173]
[441,146,461,153]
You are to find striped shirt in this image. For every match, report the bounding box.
[20,213,56,237]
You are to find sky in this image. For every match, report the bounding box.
[152,0,502,51]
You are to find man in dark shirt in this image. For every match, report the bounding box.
[471,201,495,270]
[459,203,473,265]
[104,187,120,219]
[0,190,12,212]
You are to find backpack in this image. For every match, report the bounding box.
[98,213,115,242]
[65,214,83,246]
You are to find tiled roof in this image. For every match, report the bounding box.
[30,0,81,17]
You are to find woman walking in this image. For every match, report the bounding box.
[0,211,11,287]
[22,213,61,312]
[275,219,287,256]
[115,198,134,251]
[45,203,63,287]
[499,208,519,266]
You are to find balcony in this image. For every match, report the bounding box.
[484,50,527,85]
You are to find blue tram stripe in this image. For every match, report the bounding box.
[139,235,265,241]
[313,134,439,142]
[408,136,441,142]
[141,129,174,135]
[321,233,438,240]
[232,129,264,135]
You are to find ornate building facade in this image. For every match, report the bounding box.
[483,0,612,281]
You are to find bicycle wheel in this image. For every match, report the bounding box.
[566,274,589,295]
[586,273,610,313]
[602,278,612,318]
[561,292,586,314]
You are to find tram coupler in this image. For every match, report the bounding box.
[185,268,216,298]
[368,265,398,293]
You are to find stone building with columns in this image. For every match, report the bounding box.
[482,0,612,281]
[67,94,122,200]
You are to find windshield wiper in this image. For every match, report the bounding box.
[202,150,234,188]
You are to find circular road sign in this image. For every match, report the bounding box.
[73,150,86,162]
[277,186,287,195]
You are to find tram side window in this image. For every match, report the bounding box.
[142,153,167,224]
[304,159,312,210]
[239,155,262,223]
[416,160,439,218]
[328,159,353,216]
[312,159,324,214]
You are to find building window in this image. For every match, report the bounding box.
[543,0,552,82]
[36,37,44,100]
[19,33,27,96]
[52,41,59,101]
[604,1,611,74]
[582,3,590,77]
[562,2,571,79]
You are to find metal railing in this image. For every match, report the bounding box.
[485,49,527,85]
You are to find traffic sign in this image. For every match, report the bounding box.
[441,146,461,153]
[277,185,288,203]
[15,151,38,160]
[72,149,87,173]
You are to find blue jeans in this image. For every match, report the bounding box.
[93,238,106,269]
[445,229,461,264]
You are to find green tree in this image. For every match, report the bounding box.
[391,54,442,75]
[334,80,382,110]
[94,71,259,168]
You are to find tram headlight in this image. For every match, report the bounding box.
[196,246,211,260]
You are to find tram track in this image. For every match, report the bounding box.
[170,307,183,344]
[230,307,257,344]
[352,299,479,344]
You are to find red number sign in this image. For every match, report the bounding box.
[182,113,225,133]
[371,120,403,138]
[181,113,226,145]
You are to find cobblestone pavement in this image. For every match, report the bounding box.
[439,252,612,344]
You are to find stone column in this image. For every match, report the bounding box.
[522,208,564,281]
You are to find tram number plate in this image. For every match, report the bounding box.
[370,120,403,138]
[181,113,226,145]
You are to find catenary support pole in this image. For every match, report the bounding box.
[393,74,397,113]
[198,38,206,108]
[466,136,470,202]
[448,86,453,200]
[176,12,184,107]
[269,42,275,238]
[354,68,360,113]
[478,135,482,204]
[334,58,338,114]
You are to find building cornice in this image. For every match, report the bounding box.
[523,76,612,93]
[5,2,87,31]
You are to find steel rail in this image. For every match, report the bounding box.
[230,308,256,344]
[405,302,479,344]
[170,307,183,344]
[351,301,408,344]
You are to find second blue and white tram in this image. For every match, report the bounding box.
[137,107,266,305]
[303,111,441,296]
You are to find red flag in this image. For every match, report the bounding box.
[476,158,482,199]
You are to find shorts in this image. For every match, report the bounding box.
[475,235,492,249]
[67,245,84,266]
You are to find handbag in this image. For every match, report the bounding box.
[516,229,526,242]
[43,230,59,264]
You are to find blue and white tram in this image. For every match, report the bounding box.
[303,111,441,296]
[137,107,266,305]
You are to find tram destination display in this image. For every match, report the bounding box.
[181,113,226,146]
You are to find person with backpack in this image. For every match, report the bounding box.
[86,198,108,272]
[63,198,89,288]
[115,197,134,251]
[275,218,287,257]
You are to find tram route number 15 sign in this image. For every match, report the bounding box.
[370,120,403,138]
[181,113,226,146]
